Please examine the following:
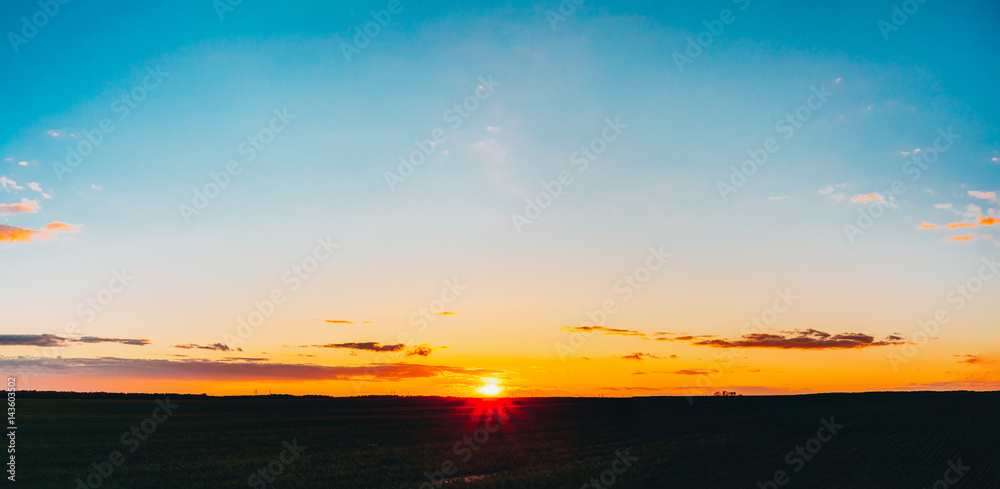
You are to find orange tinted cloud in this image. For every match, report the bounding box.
[0,198,38,215]
[951,235,992,242]
[919,216,998,230]
[405,344,448,357]
[0,221,79,244]
[325,320,354,324]
[618,352,664,360]
[435,311,457,316]
[305,342,407,352]
[664,329,908,350]
[560,325,648,338]
[968,190,996,200]
[850,193,879,202]
[174,343,242,352]
[0,357,496,382]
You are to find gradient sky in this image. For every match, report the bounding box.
[2,0,999,397]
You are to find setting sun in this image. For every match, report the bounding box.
[476,383,503,396]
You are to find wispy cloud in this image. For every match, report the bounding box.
[305,342,408,352]
[968,190,997,202]
[951,234,992,242]
[0,176,22,191]
[661,329,908,350]
[0,357,497,382]
[174,343,242,352]
[919,216,998,230]
[0,222,80,244]
[560,325,649,338]
[617,352,665,360]
[0,334,149,347]
[0,198,39,215]
[26,182,50,199]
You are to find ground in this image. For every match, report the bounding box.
[17,391,997,488]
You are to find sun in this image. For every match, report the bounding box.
[476,383,503,396]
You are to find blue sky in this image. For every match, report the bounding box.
[2,0,999,395]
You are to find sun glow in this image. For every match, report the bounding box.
[476,383,503,396]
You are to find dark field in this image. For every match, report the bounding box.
[17,391,998,488]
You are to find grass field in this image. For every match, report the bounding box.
[17,391,998,488]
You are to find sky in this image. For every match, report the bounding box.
[1,0,999,397]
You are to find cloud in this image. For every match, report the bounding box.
[0,357,497,382]
[405,344,447,357]
[26,182,50,199]
[324,320,354,324]
[0,334,65,347]
[0,334,149,347]
[968,190,997,202]
[919,216,999,230]
[174,343,242,352]
[618,352,664,360]
[934,203,952,209]
[306,342,408,352]
[0,176,22,191]
[91,184,103,191]
[0,221,80,244]
[560,325,649,338]
[45,129,63,138]
[850,193,897,207]
[819,184,847,202]
[768,196,789,201]
[0,198,39,215]
[951,235,992,242]
[954,354,980,364]
[654,334,717,342]
[435,311,457,316]
[598,386,664,392]
[894,378,1000,391]
[669,369,710,375]
[662,329,908,350]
